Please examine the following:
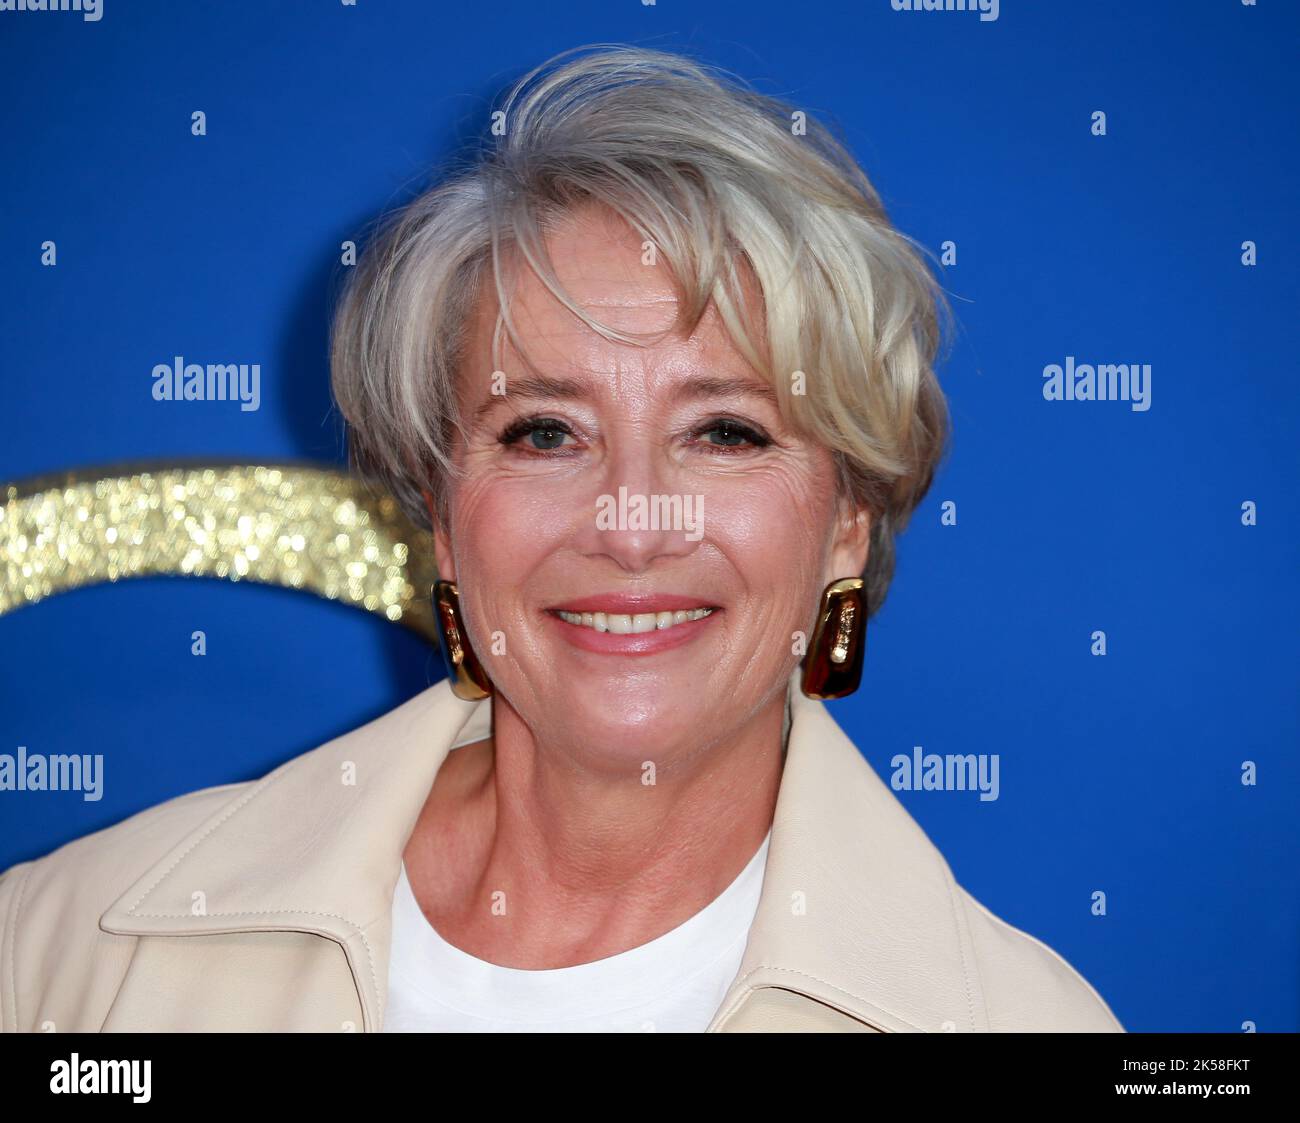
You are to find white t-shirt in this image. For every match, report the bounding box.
[383,828,771,1032]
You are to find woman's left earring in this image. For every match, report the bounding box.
[432,579,493,700]
[800,577,867,700]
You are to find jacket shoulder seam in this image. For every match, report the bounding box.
[963,892,1123,1028]
[2,862,34,1033]
[119,765,300,915]
[942,866,985,1031]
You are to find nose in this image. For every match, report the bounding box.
[572,434,705,574]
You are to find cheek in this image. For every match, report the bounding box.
[446,472,574,602]
[703,460,837,588]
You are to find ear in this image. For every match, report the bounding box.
[423,489,456,584]
[826,493,872,585]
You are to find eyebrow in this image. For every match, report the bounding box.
[472,372,777,424]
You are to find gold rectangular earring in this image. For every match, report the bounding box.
[801,577,867,699]
[432,579,493,700]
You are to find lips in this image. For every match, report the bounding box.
[547,593,719,614]
[543,593,722,655]
[555,607,714,633]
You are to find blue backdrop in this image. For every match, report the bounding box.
[1,0,1295,1034]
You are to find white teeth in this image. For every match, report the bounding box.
[556,607,715,633]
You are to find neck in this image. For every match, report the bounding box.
[401,684,787,969]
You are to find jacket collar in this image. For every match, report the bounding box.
[100,671,987,1033]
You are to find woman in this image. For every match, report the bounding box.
[0,45,1122,1033]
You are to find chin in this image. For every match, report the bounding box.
[553,685,708,761]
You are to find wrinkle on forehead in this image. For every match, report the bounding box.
[513,205,685,337]
[479,203,766,378]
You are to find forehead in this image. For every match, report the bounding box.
[462,204,766,392]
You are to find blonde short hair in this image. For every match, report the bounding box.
[330,43,951,615]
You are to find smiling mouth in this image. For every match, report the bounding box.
[551,608,717,634]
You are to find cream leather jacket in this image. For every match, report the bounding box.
[0,671,1124,1033]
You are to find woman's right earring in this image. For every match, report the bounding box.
[432,579,493,700]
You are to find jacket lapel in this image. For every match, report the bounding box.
[100,671,985,1033]
[706,675,989,1032]
[99,683,489,1031]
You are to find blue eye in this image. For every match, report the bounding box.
[527,425,568,450]
[498,418,574,451]
[496,415,771,456]
[698,420,769,450]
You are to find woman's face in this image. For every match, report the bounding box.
[433,205,870,764]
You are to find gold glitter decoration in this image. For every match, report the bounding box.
[0,462,439,642]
